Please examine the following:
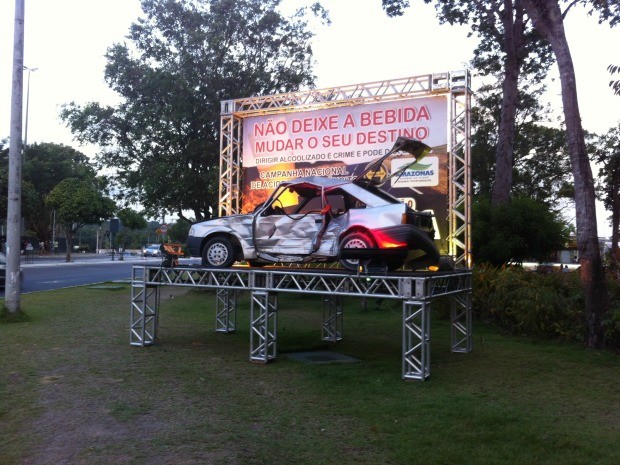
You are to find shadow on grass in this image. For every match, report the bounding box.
[0,306,30,323]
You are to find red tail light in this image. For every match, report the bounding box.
[373,230,407,248]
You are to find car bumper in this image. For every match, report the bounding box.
[372,224,434,249]
[339,224,438,263]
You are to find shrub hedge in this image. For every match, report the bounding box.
[473,265,620,349]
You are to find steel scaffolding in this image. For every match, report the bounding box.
[130,266,472,381]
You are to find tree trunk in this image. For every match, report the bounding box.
[492,2,526,206]
[65,227,74,263]
[523,0,610,348]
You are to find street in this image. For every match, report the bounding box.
[1,253,199,295]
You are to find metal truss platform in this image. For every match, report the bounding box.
[130,265,472,381]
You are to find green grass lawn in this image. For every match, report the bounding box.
[1,286,619,465]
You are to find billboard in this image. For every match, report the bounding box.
[241,96,450,250]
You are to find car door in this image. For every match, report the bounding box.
[352,136,432,187]
[253,183,325,256]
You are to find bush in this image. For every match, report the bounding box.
[473,197,570,266]
[473,265,620,349]
[604,277,620,348]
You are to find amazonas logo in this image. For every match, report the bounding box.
[391,156,439,188]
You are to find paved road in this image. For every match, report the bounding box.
[1,253,200,295]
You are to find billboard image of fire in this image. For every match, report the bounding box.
[241,96,450,252]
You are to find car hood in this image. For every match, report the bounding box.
[354,136,431,187]
[191,214,255,232]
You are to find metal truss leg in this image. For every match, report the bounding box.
[450,290,473,353]
[130,282,159,346]
[250,291,277,363]
[215,288,237,333]
[402,300,430,381]
[322,295,343,342]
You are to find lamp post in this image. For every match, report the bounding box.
[23,65,37,151]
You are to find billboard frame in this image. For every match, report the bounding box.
[219,71,471,268]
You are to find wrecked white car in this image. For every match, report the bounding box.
[187,137,440,270]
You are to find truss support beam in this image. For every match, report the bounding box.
[402,300,431,381]
[250,291,278,363]
[322,295,343,343]
[448,71,472,268]
[219,110,242,217]
[450,289,473,353]
[131,265,472,381]
[130,269,159,346]
[215,288,238,333]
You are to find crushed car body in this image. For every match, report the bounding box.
[187,136,440,270]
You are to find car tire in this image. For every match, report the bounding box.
[339,232,375,271]
[202,236,236,268]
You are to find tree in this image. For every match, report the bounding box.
[45,178,116,263]
[118,208,147,231]
[473,196,569,266]
[471,84,573,206]
[61,0,328,222]
[608,64,620,95]
[384,0,617,347]
[591,125,620,270]
[382,0,554,205]
[25,143,95,243]
[521,0,618,348]
[168,220,191,243]
[117,207,147,259]
[1,142,97,247]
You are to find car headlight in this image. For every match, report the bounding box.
[189,226,195,236]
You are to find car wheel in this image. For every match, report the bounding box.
[339,232,374,271]
[202,236,236,268]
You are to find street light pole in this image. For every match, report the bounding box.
[5,0,25,314]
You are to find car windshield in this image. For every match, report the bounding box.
[265,184,324,216]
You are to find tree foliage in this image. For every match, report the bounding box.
[116,207,147,257]
[473,196,569,266]
[472,80,573,205]
[45,178,116,262]
[118,208,147,231]
[382,0,554,205]
[0,141,98,243]
[61,0,327,223]
[609,64,620,96]
[591,124,620,268]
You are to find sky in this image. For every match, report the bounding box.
[1,0,618,236]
